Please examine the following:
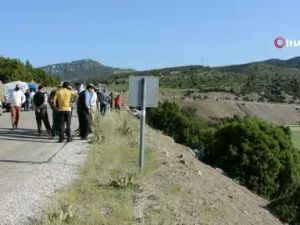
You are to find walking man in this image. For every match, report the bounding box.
[99,89,109,116]
[33,85,52,136]
[9,84,26,129]
[24,89,30,111]
[53,82,76,143]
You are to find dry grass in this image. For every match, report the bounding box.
[37,111,157,225]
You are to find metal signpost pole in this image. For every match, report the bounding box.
[139,78,146,170]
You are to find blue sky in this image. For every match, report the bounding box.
[1,0,300,70]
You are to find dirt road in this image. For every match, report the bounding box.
[0,109,89,224]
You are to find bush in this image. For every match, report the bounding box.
[203,116,300,199]
[268,185,300,225]
[147,101,206,148]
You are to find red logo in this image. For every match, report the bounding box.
[274,37,286,48]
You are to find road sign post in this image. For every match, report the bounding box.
[129,76,159,171]
[139,78,146,169]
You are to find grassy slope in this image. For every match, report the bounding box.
[37,112,284,225]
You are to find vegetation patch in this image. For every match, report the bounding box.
[0,56,59,86]
[268,185,300,225]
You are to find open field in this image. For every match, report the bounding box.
[289,126,300,150]
[159,88,300,125]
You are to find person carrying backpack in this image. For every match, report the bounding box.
[33,85,52,136]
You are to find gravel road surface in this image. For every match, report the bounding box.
[0,109,89,225]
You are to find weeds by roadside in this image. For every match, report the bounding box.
[37,112,156,225]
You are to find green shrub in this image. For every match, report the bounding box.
[147,101,206,148]
[48,204,74,223]
[268,185,300,225]
[203,116,300,199]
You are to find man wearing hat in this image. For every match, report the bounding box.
[9,84,26,129]
[53,82,76,142]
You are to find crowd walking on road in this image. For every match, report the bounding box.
[6,82,122,143]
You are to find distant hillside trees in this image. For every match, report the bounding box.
[0,57,59,86]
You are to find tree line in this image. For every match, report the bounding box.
[0,57,59,86]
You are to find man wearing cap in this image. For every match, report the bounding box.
[9,84,26,129]
[53,82,76,142]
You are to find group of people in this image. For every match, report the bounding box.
[8,81,122,143]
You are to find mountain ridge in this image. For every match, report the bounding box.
[41,59,134,81]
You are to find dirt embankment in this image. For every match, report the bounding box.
[174,99,300,125]
[141,126,284,225]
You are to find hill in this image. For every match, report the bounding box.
[262,56,300,69]
[108,56,300,103]
[38,112,284,225]
[41,59,134,81]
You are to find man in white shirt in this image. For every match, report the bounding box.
[85,84,97,127]
[9,84,26,129]
[29,90,35,110]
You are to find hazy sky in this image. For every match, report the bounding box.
[1,0,300,70]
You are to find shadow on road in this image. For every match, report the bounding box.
[0,128,54,143]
